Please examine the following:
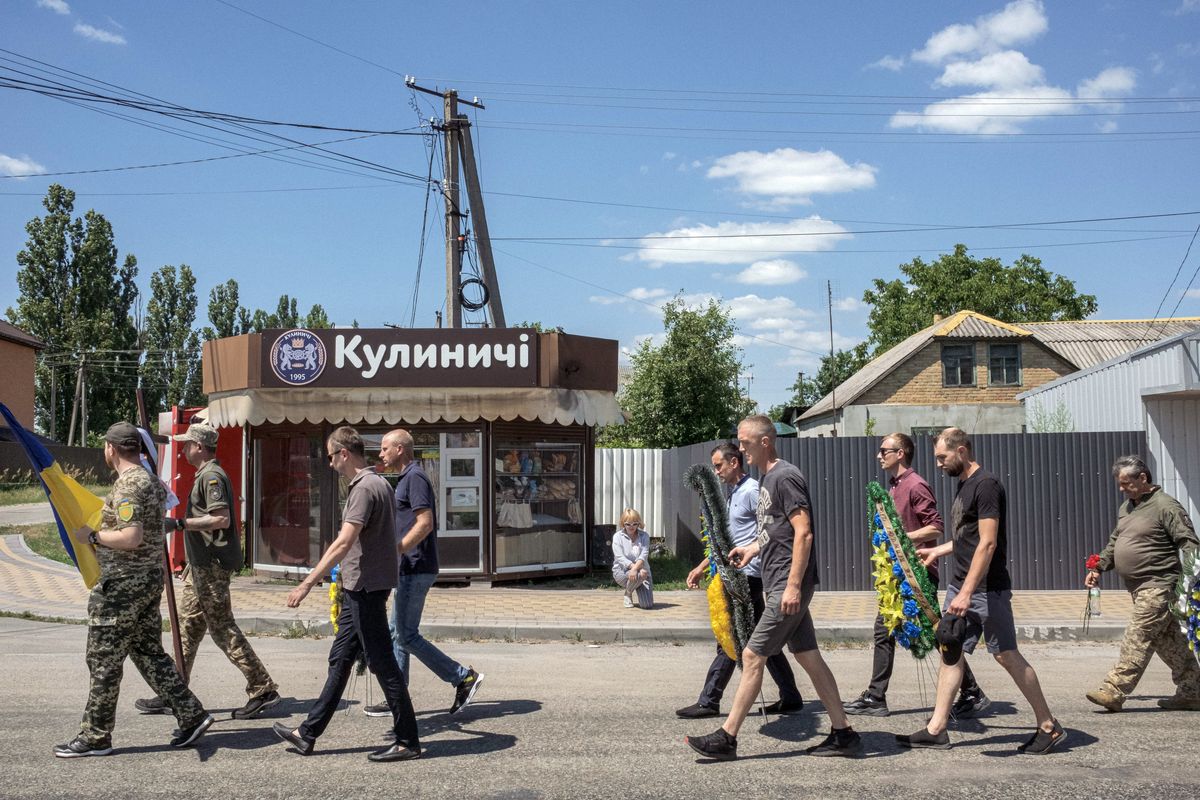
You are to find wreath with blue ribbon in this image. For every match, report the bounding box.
[867,481,939,658]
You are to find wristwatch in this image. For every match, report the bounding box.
[88,531,99,546]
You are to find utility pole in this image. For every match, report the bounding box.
[49,364,56,441]
[408,78,506,328]
[827,280,837,437]
[67,356,83,447]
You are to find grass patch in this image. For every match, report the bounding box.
[5,523,75,566]
[0,609,85,626]
[518,550,694,590]
[0,469,106,507]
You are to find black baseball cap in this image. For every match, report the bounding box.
[104,421,141,449]
[936,614,967,666]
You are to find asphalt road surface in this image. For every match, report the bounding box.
[2,617,1197,799]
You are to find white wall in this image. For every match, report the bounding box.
[594,448,666,538]
[1144,397,1200,522]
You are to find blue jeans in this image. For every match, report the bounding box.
[390,572,468,687]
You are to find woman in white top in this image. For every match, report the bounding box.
[611,508,654,609]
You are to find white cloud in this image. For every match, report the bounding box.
[662,151,677,161]
[934,50,1044,90]
[589,286,671,306]
[1078,66,1137,99]
[74,23,127,44]
[913,0,1048,64]
[1174,0,1200,14]
[735,259,807,286]
[833,297,861,312]
[868,55,905,72]
[1185,289,1200,299]
[707,148,877,205]
[0,153,46,178]
[37,0,70,14]
[636,216,850,266]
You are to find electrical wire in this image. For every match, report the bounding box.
[1148,218,1200,336]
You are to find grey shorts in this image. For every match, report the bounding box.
[943,585,1018,655]
[746,583,818,657]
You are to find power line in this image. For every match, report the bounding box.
[1148,218,1200,336]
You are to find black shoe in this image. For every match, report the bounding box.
[676,703,720,719]
[53,735,113,758]
[170,713,214,748]
[685,728,737,761]
[843,691,889,717]
[133,696,169,715]
[896,727,951,750]
[367,743,422,762]
[1017,720,1068,755]
[951,691,991,719]
[232,690,281,720]
[450,668,484,715]
[272,722,314,755]
[364,702,391,718]
[763,698,804,715]
[806,727,862,757]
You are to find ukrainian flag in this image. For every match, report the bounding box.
[0,402,102,588]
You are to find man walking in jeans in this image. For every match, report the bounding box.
[364,428,483,717]
[843,432,988,719]
[273,426,420,762]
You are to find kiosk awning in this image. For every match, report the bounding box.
[204,387,625,428]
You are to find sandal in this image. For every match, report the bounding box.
[1018,719,1067,755]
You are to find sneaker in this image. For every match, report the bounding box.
[1018,720,1068,755]
[1086,687,1123,712]
[1157,694,1200,711]
[763,698,804,715]
[676,703,720,719]
[951,691,991,719]
[623,595,634,608]
[170,712,214,748]
[685,728,737,761]
[133,696,169,715]
[272,721,314,755]
[896,727,951,750]
[806,727,862,757]
[232,690,281,720]
[367,743,422,762]
[53,735,113,758]
[364,702,392,717]
[450,668,484,715]
[843,691,889,717]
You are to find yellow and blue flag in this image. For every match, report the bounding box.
[0,402,102,588]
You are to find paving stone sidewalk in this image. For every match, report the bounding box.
[0,526,1132,643]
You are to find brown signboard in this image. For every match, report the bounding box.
[259,328,540,389]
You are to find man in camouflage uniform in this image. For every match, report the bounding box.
[1085,455,1200,712]
[134,423,279,719]
[55,422,213,758]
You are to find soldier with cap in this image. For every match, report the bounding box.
[134,422,280,719]
[55,422,213,758]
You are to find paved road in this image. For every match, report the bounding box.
[0,501,54,525]
[3,617,1197,799]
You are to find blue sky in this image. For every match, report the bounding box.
[3,0,1199,410]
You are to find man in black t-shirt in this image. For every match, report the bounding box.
[896,427,1066,756]
[685,415,860,761]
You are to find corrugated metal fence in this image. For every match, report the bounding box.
[597,431,1145,591]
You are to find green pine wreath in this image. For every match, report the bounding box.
[866,481,939,658]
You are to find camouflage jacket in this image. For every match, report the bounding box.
[96,465,167,579]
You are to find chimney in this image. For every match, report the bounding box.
[933,314,944,323]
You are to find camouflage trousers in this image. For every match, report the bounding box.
[1101,584,1200,700]
[179,562,276,699]
[81,570,206,745]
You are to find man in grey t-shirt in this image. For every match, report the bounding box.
[685,415,860,761]
[273,426,421,762]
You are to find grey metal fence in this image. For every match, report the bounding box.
[660,431,1145,591]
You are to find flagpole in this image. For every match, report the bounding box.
[136,388,187,682]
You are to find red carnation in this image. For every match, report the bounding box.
[1085,554,1101,571]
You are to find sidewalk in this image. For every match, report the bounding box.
[0,528,1132,643]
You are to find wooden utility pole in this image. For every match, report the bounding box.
[67,356,83,447]
[49,365,56,441]
[409,78,506,328]
[827,281,837,437]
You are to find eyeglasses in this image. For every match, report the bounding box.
[878,448,900,456]
[327,448,344,464]
[622,522,639,528]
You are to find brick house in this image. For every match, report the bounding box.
[0,320,44,429]
[795,311,1200,437]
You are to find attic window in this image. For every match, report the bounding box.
[942,343,975,387]
[989,343,1021,386]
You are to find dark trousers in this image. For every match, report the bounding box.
[698,575,802,708]
[866,610,981,701]
[299,588,419,749]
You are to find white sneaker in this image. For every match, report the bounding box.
[623,594,634,608]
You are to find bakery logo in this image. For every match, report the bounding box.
[270,329,326,386]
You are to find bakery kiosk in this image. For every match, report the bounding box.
[201,327,622,582]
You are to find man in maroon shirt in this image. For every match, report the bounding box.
[842,432,990,718]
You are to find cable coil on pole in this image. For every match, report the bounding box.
[459,277,489,311]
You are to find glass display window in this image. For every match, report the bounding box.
[253,434,324,571]
[494,439,585,571]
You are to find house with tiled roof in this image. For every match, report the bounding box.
[0,319,45,429]
[795,311,1200,437]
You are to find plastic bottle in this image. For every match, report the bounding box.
[1088,586,1102,617]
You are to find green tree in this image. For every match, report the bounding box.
[140,265,204,416]
[598,296,755,448]
[203,278,245,340]
[862,244,1098,355]
[303,304,331,328]
[8,184,139,438]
